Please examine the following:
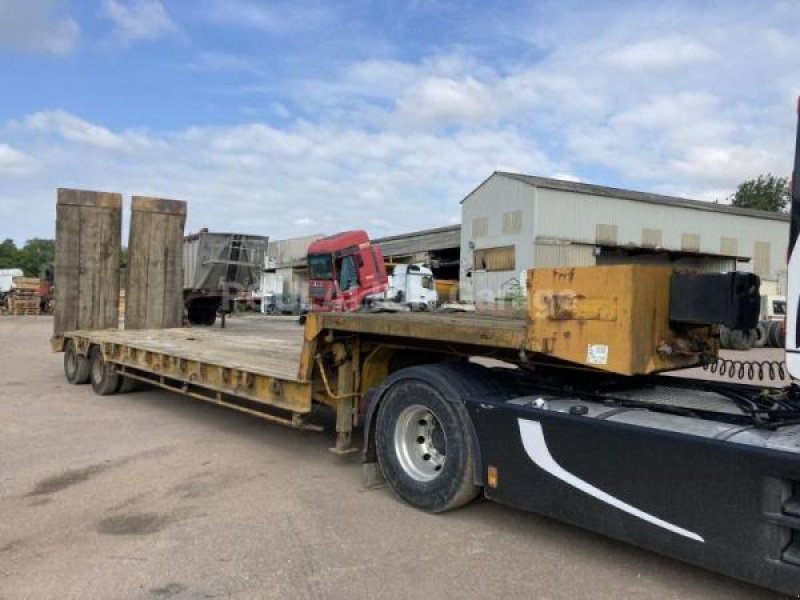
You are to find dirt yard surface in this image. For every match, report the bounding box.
[0,316,788,599]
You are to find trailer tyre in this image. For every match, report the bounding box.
[375,371,479,513]
[187,301,217,326]
[117,376,138,394]
[64,340,90,384]
[89,346,119,396]
[754,321,768,348]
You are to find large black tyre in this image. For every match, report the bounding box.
[187,300,218,326]
[117,376,138,394]
[726,328,756,350]
[719,326,732,349]
[754,322,768,348]
[89,346,119,396]
[200,306,217,326]
[374,363,515,513]
[64,340,90,384]
[767,321,782,348]
[775,322,786,348]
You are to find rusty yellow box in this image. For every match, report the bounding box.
[525,265,716,376]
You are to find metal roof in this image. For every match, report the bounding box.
[462,172,790,223]
[374,224,461,257]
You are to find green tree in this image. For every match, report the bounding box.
[729,173,789,212]
[17,238,55,278]
[0,239,19,269]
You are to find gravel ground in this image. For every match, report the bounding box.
[0,316,789,600]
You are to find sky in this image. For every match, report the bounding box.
[0,0,799,244]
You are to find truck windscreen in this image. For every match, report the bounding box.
[308,254,334,280]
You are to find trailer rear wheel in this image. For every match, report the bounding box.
[64,340,90,384]
[117,376,138,394]
[89,346,119,396]
[375,372,479,512]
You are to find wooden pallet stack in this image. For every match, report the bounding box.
[7,277,42,316]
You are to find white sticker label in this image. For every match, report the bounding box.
[587,344,609,365]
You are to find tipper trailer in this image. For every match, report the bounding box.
[52,100,800,595]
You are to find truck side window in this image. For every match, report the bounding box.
[421,275,434,290]
[339,255,358,290]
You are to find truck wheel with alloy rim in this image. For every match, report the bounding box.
[375,368,480,512]
[64,340,90,384]
[89,346,120,395]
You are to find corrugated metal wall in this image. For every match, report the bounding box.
[460,173,789,302]
[460,175,536,302]
[532,185,788,283]
[533,243,595,268]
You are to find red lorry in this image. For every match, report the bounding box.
[306,230,389,312]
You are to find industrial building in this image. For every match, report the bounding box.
[459,172,789,303]
[375,225,460,278]
[260,234,322,312]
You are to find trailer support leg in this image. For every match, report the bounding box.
[330,360,358,455]
[332,401,356,454]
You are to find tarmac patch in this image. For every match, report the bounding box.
[97,512,173,536]
[0,539,22,554]
[149,582,186,597]
[28,463,110,496]
[27,447,174,497]
[28,497,52,507]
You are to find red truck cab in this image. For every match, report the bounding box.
[307,230,388,312]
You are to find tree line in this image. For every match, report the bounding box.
[0,238,55,278]
[728,173,791,213]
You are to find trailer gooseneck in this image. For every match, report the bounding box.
[53,99,800,596]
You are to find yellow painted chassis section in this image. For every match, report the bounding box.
[55,266,718,446]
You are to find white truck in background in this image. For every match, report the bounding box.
[0,268,23,303]
[384,263,438,310]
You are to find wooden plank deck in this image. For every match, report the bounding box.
[318,311,527,350]
[68,328,305,382]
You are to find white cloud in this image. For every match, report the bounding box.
[19,110,157,152]
[0,143,39,177]
[4,1,800,242]
[2,110,553,240]
[101,0,176,43]
[0,0,78,55]
[603,36,715,70]
[395,77,498,128]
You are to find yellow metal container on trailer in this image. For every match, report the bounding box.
[525,265,716,376]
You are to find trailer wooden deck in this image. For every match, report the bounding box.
[63,327,313,420]
[67,328,305,380]
[317,311,528,351]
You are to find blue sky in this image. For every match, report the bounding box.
[1,0,799,243]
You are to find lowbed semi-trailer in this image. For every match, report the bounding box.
[52,101,800,595]
[55,267,800,596]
